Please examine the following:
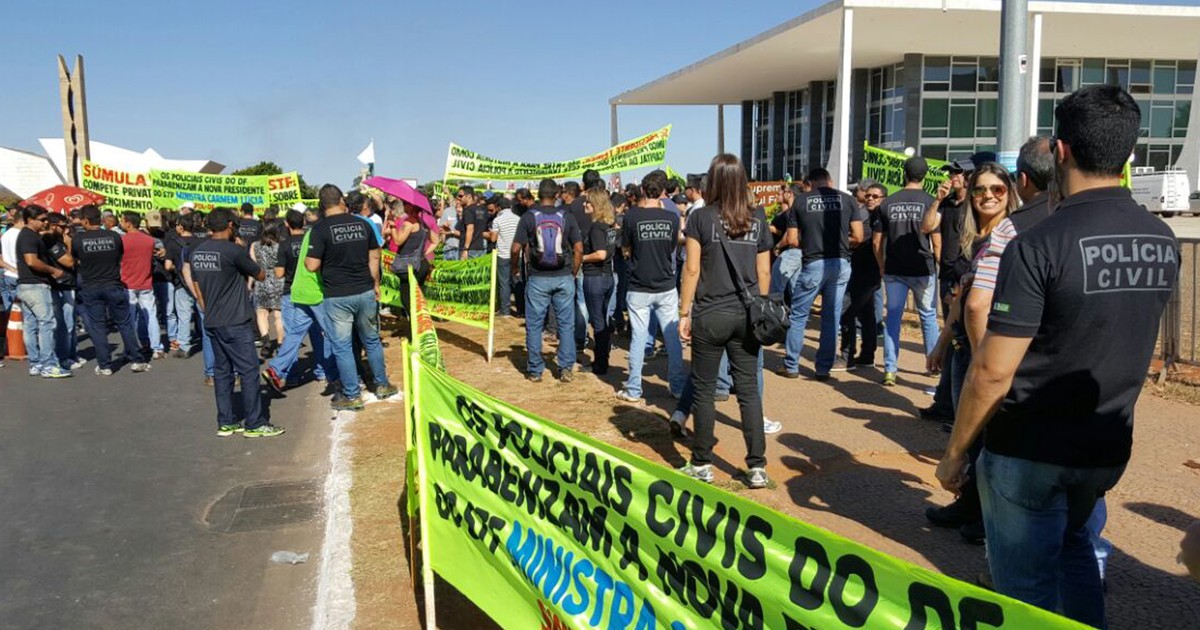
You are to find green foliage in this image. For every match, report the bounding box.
[231,161,319,199]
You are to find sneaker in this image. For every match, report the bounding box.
[525,373,543,383]
[747,467,770,489]
[94,366,113,376]
[216,423,244,437]
[925,499,982,528]
[558,370,574,383]
[172,348,188,358]
[853,355,876,367]
[668,411,690,439]
[151,350,165,360]
[70,357,87,370]
[813,372,831,382]
[830,356,852,372]
[924,386,937,396]
[261,366,285,394]
[959,520,986,545]
[331,394,365,411]
[130,362,151,373]
[244,424,286,438]
[29,366,42,377]
[919,405,953,422]
[204,376,214,387]
[615,390,642,404]
[375,383,399,400]
[41,366,73,379]
[774,366,799,379]
[763,418,783,434]
[678,462,714,483]
[882,372,897,387]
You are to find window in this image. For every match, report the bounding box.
[924,56,950,92]
[952,61,978,92]
[1151,100,1174,138]
[1175,101,1191,139]
[922,98,949,138]
[976,99,998,137]
[1057,59,1080,93]
[949,99,976,138]
[1153,62,1176,95]
[1179,61,1196,95]
[1130,60,1152,94]
[978,57,999,92]
[1107,59,1130,90]
[921,145,948,161]
[1082,58,1105,85]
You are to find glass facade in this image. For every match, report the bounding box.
[782,89,810,180]
[867,63,906,150]
[753,98,771,180]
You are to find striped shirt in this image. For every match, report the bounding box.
[971,217,1016,293]
[491,209,521,258]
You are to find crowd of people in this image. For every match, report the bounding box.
[1,84,1193,626]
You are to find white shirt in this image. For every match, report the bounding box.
[369,213,384,231]
[1,227,21,279]
[491,209,521,257]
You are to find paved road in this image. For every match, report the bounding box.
[0,334,332,630]
[1165,211,1200,240]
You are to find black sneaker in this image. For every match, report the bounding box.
[774,367,799,379]
[919,405,953,422]
[526,373,543,383]
[926,499,982,528]
[959,520,986,545]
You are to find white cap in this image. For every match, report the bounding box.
[180,201,195,209]
[291,202,307,212]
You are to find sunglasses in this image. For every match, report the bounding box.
[971,184,1008,198]
[864,194,884,200]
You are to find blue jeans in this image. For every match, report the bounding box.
[1,276,16,313]
[209,321,266,430]
[784,258,851,375]
[496,257,512,315]
[770,249,803,297]
[1087,499,1112,580]
[128,288,161,352]
[465,249,486,259]
[624,289,685,398]
[882,274,939,374]
[676,348,763,418]
[442,246,460,261]
[582,273,614,372]
[977,449,1125,628]
[574,274,588,351]
[269,296,336,382]
[79,286,144,369]
[174,287,199,352]
[606,270,619,324]
[18,284,58,370]
[524,274,575,377]
[155,281,176,347]
[325,289,389,398]
[52,288,79,366]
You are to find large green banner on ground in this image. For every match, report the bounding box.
[445,125,671,180]
[410,355,1086,630]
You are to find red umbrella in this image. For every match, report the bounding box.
[20,185,106,214]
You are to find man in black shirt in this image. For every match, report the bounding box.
[236,202,262,247]
[14,206,73,378]
[457,186,489,260]
[511,179,582,382]
[873,157,940,387]
[262,210,335,390]
[616,176,685,402]
[74,205,149,375]
[561,181,591,355]
[43,213,83,371]
[306,184,396,410]
[937,86,1178,627]
[840,182,887,367]
[779,168,865,380]
[190,207,281,437]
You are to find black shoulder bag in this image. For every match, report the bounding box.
[715,230,790,346]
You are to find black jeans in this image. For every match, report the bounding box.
[690,306,765,470]
[496,257,512,315]
[79,286,144,369]
[839,277,879,360]
[582,273,614,373]
[209,321,267,429]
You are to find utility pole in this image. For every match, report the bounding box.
[57,55,90,186]
[997,0,1028,171]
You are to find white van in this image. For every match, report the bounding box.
[1130,167,1192,217]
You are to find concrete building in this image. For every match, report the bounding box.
[609,0,1200,189]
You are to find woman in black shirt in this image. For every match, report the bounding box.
[678,154,773,489]
[385,200,439,318]
[580,189,619,374]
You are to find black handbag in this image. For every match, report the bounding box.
[716,230,790,346]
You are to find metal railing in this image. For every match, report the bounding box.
[1159,237,1199,368]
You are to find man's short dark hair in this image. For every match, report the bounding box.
[285,209,305,230]
[207,207,237,233]
[240,202,255,216]
[868,183,889,197]
[178,212,198,233]
[807,168,832,184]
[582,169,602,191]
[537,178,560,201]
[685,174,703,191]
[318,184,344,212]
[80,205,102,225]
[345,191,366,214]
[515,188,533,202]
[641,176,665,200]
[562,181,581,198]
[458,185,475,198]
[121,211,141,227]
[609,192,627,208]
[1016,136,1055,192]
[1055,85,1140,177]
[20,206,47,222]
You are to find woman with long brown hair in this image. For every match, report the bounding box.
[678,154,773,488]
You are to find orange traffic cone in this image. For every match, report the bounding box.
[5,299,27,360]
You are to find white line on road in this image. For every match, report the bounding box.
[311,410,356,630]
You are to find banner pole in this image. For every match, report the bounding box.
[412,353,437,628]
[400,339,418,588]
[486,250,497,362]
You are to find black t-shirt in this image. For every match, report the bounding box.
[770,210,790,249]
[461,205,489,252]
[879,188,936,277]
[513,206,582,278]
[276,234,305,293]
[620,205,680,292]
[685,205,772,316]
[307,213,379,298]
[583,222,618,276]
[16,228,51,285]
[937,197,968,282]
[985,187,1178,468]
[74,229,126,290]
[190,238,260,329]
[1009,192,1054,234]
[238,218,263,248]
[45,235,74,289]
[851,210,884,280]
[167,234,202,289]
[786,187,866,263]
[567,197,592,237]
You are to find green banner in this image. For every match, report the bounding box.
[81,161,155,212]
[149,169,301,211]
[379,249,405,310]
[411,355,1087,630]
[445,125,671,181]
[861,143,950,196]
[422,253,496,329]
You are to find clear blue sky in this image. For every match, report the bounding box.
[1,0,1187,188]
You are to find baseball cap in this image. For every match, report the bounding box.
[291,202,307,212]
[941,151,999,174]
[903,157,929,181]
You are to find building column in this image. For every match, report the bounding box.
[1027,13,1043,137]
[902,53,923,152]
[718,105,725,155]
[851,68,869,184]
[771,91,786,179]
[808,81,825,175]
[610,104,619,146]
[1175,45,1200,189]
[741,100,754,176]
[827,7,854,190]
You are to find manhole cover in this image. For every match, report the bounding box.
[206,479,321,533]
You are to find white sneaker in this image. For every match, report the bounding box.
[95,366,113,376]
[130,362,152,373]
[615,390,642,404]
[747,467,770,489]
[763,418,783,434]
[70,358,87,370]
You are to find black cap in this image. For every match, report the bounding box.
[940,151,999,174]
[904,156,929,181]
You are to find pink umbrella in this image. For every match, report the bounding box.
[362,175,437,232]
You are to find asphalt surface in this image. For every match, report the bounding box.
[1165,212,1200,240]
[0,332,332,630]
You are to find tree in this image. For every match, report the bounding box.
[231,161,318,199]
